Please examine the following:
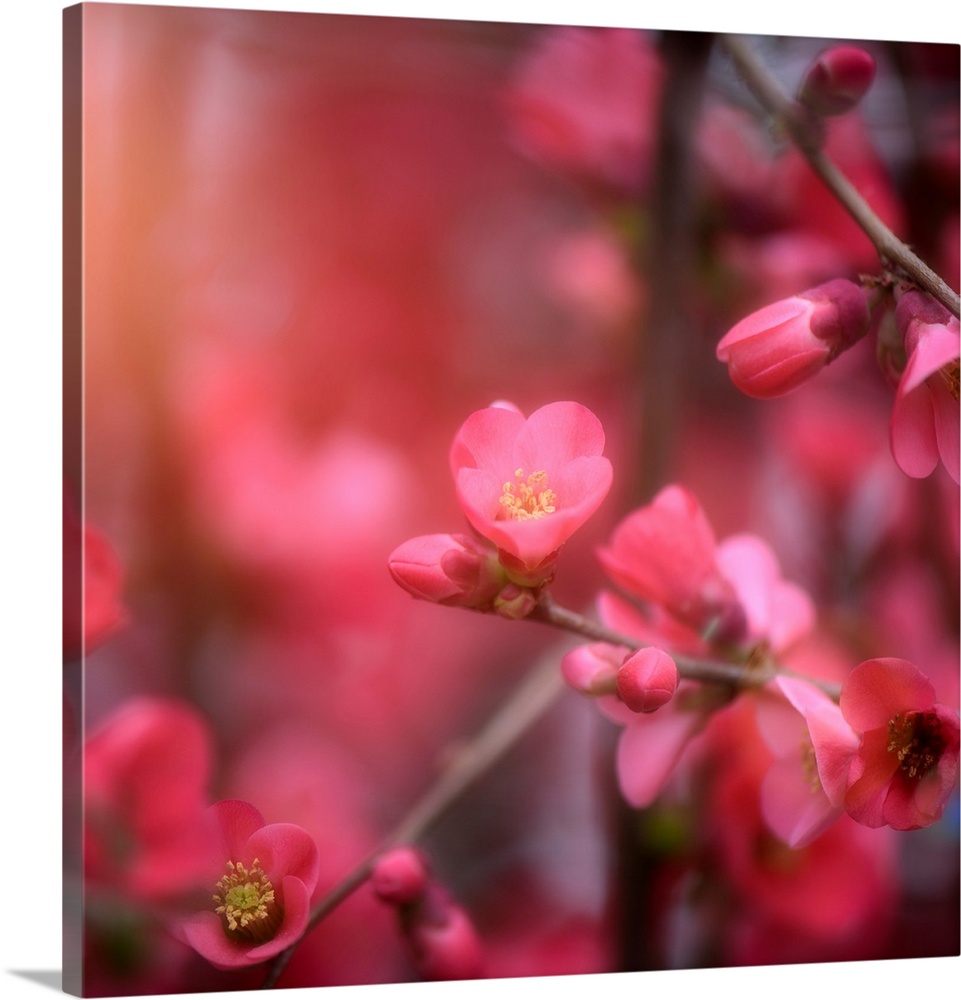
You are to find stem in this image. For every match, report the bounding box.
[260,652,566,988]
[530,593,842,701]
[719,34,960,319]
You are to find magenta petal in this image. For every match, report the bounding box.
[514,401,606,470]
[843,729,900,827]
[246,824,321,895]
[931,379,960,484]
[840,658,936,732]
[245,876,312,962]
[211,800,266,858]
[450,406,523,476]
[890,380,939,478]
[615,706,702,807]
[761,757,839,848]
[181,911,255,970]
[900,322,960,394]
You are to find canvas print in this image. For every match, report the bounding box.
[63,3,960,996]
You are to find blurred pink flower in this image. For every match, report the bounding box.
[889,290,960,483]
[84,698,216,900]
[371,847,430,906]
[755,677,859,848]
[400,882,484,981]
[449,401,612,581]
[841,658,960,830]
[178,799,320,970]
[63,487,125,660]
[504,26,661,194]
[596,485,745,642]
[716,278,870,399]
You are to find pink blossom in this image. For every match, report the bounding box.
[178,799,320,969]
[450,401,612,581]
[889,291,960,483]
[714,534,815,653]
[63,486,125,660]
[797,46,877,116]
[83,698,217,901]
[755,677,859,848]
[716,278,870,398]
[504,26,662,194]
[560,641,628,695]
[596,485,744,641]
[840,658,960,830]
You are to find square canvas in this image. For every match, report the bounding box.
[62,3,960,997]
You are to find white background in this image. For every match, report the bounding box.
[1,1,958,999]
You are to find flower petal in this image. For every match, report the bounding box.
[840,658,936,732]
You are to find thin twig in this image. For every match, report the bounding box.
[720,34,960,319]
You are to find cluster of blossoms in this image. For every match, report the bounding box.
[711,46,960,485]
[391,403,960,846]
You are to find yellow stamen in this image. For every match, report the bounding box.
[800,738,821,793]
[499,468,557,520]
[939,360,960,401]
[213,858,283,944]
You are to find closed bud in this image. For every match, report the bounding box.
[371,847,430,906]
[716,278,870,398]
[616,647,678,713]
[388,534,503,609]
[404,885,483,981]
[797,45,876,117]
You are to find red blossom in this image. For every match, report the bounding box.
[450,401,612,581]
[177,800,320,969]
[840,658,960,831]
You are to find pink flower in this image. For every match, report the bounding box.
[401,883,484,981]
[63,486,125,660]
[83,698,216,900]
[840,658,960,830]
[596,485,744,641]
[716,278,870,398]
[504,26,662,194]
[371,847,430,906]
[889,291,960,483]
[755,677,859,848]
[797,45,877,117]
[178,800,320,969]
[449,401,612,581]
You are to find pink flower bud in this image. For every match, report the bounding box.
[405,886,483,981]
[716,278,870,398]
[371,847,429,906]
[560,642,628,694]
[616,647,678,713]
[388,534,503,609]
[797,46,876,117]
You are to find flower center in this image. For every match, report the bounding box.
[939,360,960,401]
[887,711,944,780]
[499,468,557,520]
[213,859,283,944]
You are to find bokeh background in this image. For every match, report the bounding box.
[59,2,958,996]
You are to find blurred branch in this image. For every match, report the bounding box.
[260,650,566,988]
[720,34,961,319]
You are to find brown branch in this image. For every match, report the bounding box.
[719,34,960,319]
[260,651,566,988]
